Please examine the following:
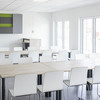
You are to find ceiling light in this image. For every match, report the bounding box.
[34,0,49,2]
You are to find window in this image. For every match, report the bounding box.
[64,21,69,50]
[53,20,69,50]
[96,18,100,53]
[57,21,63,49]
[80,17,100,54]
[83,19,93,53]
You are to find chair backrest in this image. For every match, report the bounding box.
[9,52,20,64]
[70,67,87,86]
[0,53,5,59]
[40,47,48,50]
[42,71,64,92]
[40,56,52,62]
[59,50,68,56]
[14,47,22,51]
[0,59,12,65]
[50,46,58,50]
[56,50,68,61]
[29,52,39,62]
[89,53,100,60]
[18,57,32,64]
[28,47,37,51]
[0,47,9,51]
[71,50,80,59]
[56,55,68,61]
[93,66,100,84]
[14,74,37,96]
[75,54,87,60]
[42,50,52,56]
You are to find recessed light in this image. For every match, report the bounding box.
[34,0,49,2]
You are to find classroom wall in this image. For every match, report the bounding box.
[0,11,52,50]
[52,3,100,50]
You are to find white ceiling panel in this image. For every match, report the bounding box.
[0,0,100,12]
[0,0,15,9]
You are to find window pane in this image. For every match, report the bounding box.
[57,21,62,49]
[96,18,100,53]
[83,19,93,53]
[64,21,69,50]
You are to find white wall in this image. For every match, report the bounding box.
[52,3,100,50]
[0,11,52,50]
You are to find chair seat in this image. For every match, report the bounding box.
[63,80,70,86]
[87,78,93,84]
[9,89,15,97]
[37,85,43,92]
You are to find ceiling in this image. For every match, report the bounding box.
[0,0,100,12]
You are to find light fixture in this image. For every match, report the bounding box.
[33,0,49,2]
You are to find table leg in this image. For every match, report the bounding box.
[2,78,5,100]
[45,79,51,98]
[38,75,42,85]
[68,52,71,58]
[87,69,93,91]
[56,90,62,100]
[45,92,51,97]
[37,75,51,97]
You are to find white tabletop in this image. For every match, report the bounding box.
[0,63,56,78]
[42,60,96,71]
[0,59,99,78]
[0,50,58,56]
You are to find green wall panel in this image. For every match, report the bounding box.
[0,13,22,33]
[0,14,13,17]
[0,24,12,27]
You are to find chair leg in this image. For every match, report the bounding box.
[81,85,84,99]
[67,87,70,100]
[62,90,65,100]
[34,94,35,100]
[29,95,31,100]
[53,92,55,100]
[11,96,13,100]
[8,91,10,100]
[39,93,42,100]
[39,93,41,100]
[38,93,40,100]
[76,86,79,98]
[42,93,43,100]
[88,85,92,100]
[8,91,13,100]
[36,94,39,100]
[97,84,100,97]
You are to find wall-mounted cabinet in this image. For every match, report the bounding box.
[0,14,22,34]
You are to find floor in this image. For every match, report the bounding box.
[0,75,100,100]
[5,82,100,100]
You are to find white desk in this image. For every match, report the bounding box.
[0,63,56,78]
[42,60,96,71]
[1,59,99,100]
[0,59,97,78]
[0,63,56,100]
[0,50,58,56]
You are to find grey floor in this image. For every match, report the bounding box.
[1,77,100,100]
[8,84,100,100]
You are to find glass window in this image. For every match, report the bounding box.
[57,21,63,49]
[83,19,93,53]
[96,18,100,53]
[64,21,69,50]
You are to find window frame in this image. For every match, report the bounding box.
[80,16,98,54]
[53,20,70,50]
